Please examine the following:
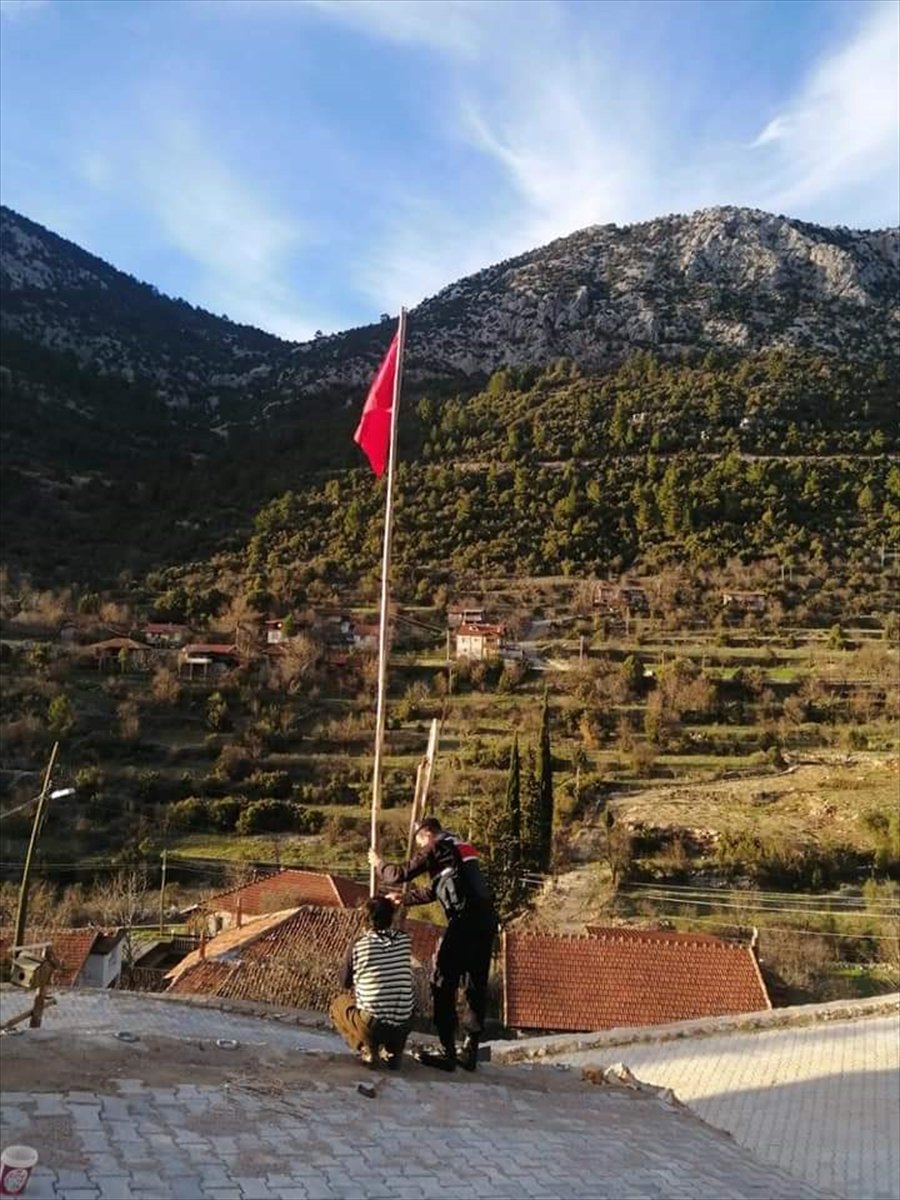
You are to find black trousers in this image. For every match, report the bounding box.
[431,914,498,1048]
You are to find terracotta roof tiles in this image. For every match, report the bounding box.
[166,909,298,983]
[0,926,104,986]
[206,869,367,916]
[166,905,441,1016]
[504,927,770,1033]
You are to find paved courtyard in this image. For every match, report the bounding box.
[0,990,831,1200]
[544,1011,900,1200]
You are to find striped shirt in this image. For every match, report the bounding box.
[350,929,414,1025]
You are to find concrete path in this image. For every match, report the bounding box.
[0,990,830,1200]
[540,1011,900,1200]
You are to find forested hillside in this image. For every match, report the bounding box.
[132,350,899,622]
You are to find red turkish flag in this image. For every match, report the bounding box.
[354,334,398,476]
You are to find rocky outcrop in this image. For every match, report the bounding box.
[2,204,897,422]
[282,207,898,394]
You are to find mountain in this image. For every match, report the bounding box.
[1,203,897,588]
[282,206,899,392]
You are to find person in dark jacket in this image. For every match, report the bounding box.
[369,815,498,1072]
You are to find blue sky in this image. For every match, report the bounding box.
[1,0,897,341]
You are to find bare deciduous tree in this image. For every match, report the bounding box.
[89,869,151,970]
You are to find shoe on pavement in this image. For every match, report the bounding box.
[458,1035,479,1072]
[415,1047,457,1072]
[379,1047,403,1071]
[358,1046,376,1069]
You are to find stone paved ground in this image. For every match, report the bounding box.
[0,991,830,1200]
[545,1013,900,1200]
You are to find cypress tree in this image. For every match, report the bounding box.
[537,690,554,871]
[506,732,521,866]
[521,746,540,871]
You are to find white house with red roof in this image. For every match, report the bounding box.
[455,622,504,661]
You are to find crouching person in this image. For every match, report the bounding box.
[330,895,414,1069]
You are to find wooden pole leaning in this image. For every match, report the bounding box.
[369,308,407,896]
[398,718,440,923]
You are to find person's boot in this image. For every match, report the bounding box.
[458,1034,480,1072]
[415,1042,457,1072]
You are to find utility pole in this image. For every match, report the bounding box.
[158,849,167,935]
[14,742,59,951]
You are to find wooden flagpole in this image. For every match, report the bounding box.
[369,308,407,895]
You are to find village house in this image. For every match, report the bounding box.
[318,615,382,653]
[178,642,239,679]
[447,603,486,628]
[166,905,441,1018]
[200,868,369,934]
[128,933,201,991]
[722,590,767,613]
[85,637,151,671]
[502,926,770,1033]
[455,622,505,661]
[592,581,649,611]
[350,621,379,652]
[143,622,191,647]
[265,618,285,645]
[0,927,126,989]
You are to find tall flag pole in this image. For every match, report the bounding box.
[354,309,407,894]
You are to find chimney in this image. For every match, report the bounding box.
[200,930,206,961]
[236,899,243,930]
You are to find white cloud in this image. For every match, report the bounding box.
[0,0,50,20]
[302,0,491,57]
[75,110,337,340]
[342,0,900,316]
[748,1,900,221]
[350,5,661,312]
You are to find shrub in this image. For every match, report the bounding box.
[246,770,292,799]
[215,745,252,781]
[321,812,369,850]
[207,796,242,831]
[167,797,210,831]
[75,765,104,794]
[235,799,321,835]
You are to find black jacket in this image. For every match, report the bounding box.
[380,830,495,923]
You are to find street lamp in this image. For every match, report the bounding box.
[12,743,75,950]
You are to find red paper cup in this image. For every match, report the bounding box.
[0,1146,38,1197]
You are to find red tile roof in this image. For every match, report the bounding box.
[181,643,237,656]
[167,905,441,1016]
[167,960,232,996]
[206,868,369,916]
[503,927,770,1033]
[166,909,298,983]
[88,637,147,653]
[0,926,105,986]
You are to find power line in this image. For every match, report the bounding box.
[673,915,900,942]
[621,891,900,919]
[620,880,898,905]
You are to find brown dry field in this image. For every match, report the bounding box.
[616,752,900,845]
[522,752,900,935]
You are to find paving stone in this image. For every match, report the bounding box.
[1,989,875,1200]
[551,1011,898,1200]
